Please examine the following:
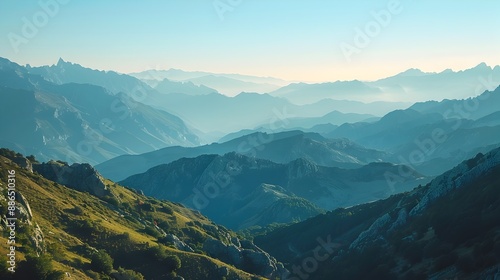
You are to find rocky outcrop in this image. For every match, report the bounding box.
[203,237,288,278]
[348,148,500,252]
[12,156,33,172]
[17,192,33,224]
[349,213,391,250]
[164,234,194,252]
[388,208,407,233]
[0,149,33,172]
[33,161,111,198]
[409,149,500,216]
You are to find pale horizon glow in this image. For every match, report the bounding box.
[15,58,500,85]
[1,0,499,82]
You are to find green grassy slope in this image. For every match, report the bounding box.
[0,150,265,280]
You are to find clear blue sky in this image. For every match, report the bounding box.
[1,0,499,82]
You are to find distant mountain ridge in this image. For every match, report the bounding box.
[130,68,289,96]
[96,130,388,181]
[0,57,200,165]
[27,58,223,104]
[25,59,500,106]
[271,80,383,104]
[28,58,160,100]
[119,152,427,229]
[153,78,217,95]
[410,85,500,120]
[319,87,500,176]
[270,63,500,104]
[12,57,412,136]
[147,91,406,134]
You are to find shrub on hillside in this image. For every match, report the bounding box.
[90,251,114,274]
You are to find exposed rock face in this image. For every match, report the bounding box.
[17,192,33,224]
[348,149,500,252]
[33,161,111,198]
[164,234,194,252]
[349,213,391,250]
[388,208,407,232]
[203,238,288,278]
[409,150,500,216]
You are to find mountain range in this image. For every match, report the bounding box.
[21,58,411,136]
[270,63,500,104]
[96,86,500,183]
[119,152,427,229]
[96,130,388,182]
[322,87,500,175]
[0,58,199,165]
[130,68,289,96]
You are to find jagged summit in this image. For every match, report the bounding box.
[56,57,66,66]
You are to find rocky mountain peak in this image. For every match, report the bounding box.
[56,57,65,66]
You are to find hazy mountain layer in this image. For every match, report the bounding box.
[97,131,386,181]
[119,152,427,229]
[271,63,500,103]
[15,58,412,136]
[0,58,200,165]
[322,88,500,175]
[130,68,289,96]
